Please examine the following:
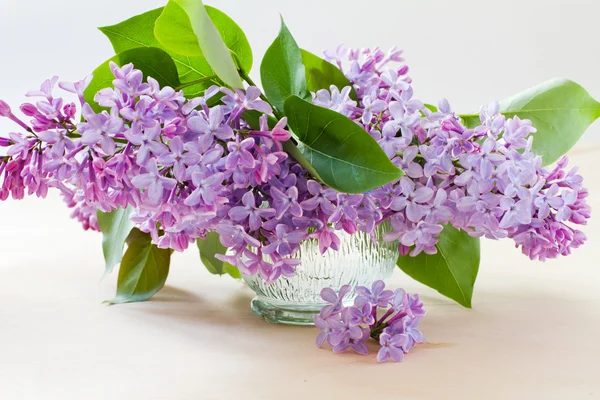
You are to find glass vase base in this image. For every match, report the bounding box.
[250,297,320,325]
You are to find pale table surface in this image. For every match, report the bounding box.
[1,147,599,400]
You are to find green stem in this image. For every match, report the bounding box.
[175,75,219,91]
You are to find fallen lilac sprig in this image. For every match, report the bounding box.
[314,280,425,362]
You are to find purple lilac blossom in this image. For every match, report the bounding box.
[314,280,425,363]
[0,45,592,285]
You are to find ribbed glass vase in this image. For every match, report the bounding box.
[243,223,398,325]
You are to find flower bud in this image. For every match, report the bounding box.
[0,137,10,147]
[20,103,38,117]
[0,100,11,117]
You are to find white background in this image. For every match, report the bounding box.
[0,0,599,147]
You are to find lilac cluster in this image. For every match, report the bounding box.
[0,62,397,283]
[322,46,591,260]
[314,280,425,362]
[0,64,305,282]
[0,45,592,286]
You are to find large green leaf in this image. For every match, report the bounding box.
[284,95,403,193]
[84,47,180,112]
[99,6,251,97]
[97,207,135,275]
[301,49,356,100]
[196,232,240,279]
[260,18,311,112]
[397,225,480,308]
[107,229,171,304]
[154,0,243,88]
[461,79,600,165]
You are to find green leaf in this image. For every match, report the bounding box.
[424,103,438,112]
[203,6,252,73]
[300,49,356,100]
[107,229,171,304]
[97,207,136,275]
[196,232,230,275]
[284,95,403,193]
[397,225,480,308]
[223,263,242,279]
[154,0,243,88]
[460,79,600,165]
[260,18,311,112]
[99,6,251,97]
[84,47,180,112]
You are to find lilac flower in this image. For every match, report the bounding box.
[390,288,408,312]
[333,327,370,355]
[300,180,335,213]
[156,136,199,181]
[425,189,453,223]
[184,170,224,206]
[355,280,394,308]
[187,105,234,147]
[377,123,407,158]
[393,146,423,178]
[534,183,564,219]
[181,86,219,115]
[38,129,75,159]
[228,191,276,231]
[328,193,362,223]
[59,76,92,104]
[225,137,255,169]
[270,256,300,281]
[385,316,425,350]
[271,186,303,218]
[314,315,337,348]
[111,62,149,96]
[26,76,58,100]
[319,284,351,319]
[361,92,387,124]
[120,98,156,135]
[499,196,533,229]
[262,224,307,256]
[130,159,176,204]
[36,98,63,120]
[221,87,272,114]
[239,249,266,276]
[78,104,123,153]
[381,70,410,96]
[315,225,341,254]
[406,293,426,317]
[448,129,476,157]
[313,86,356,117]
[349,302,375,326]
[216,223,261,248]
[126,124,168,165]
[329,308,363,346]
[6,133,34,159]
[370,183,402,209]
[390,177,434,222]
[401,221,443,248]
[377,332,409,362]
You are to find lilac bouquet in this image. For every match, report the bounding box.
[315,281,426,362]
[0,0,594,309]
